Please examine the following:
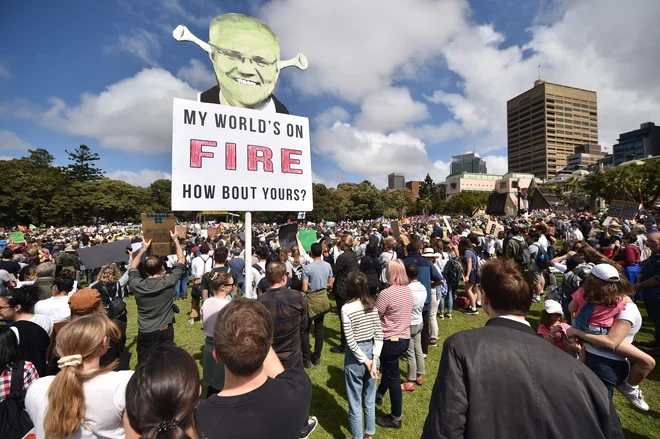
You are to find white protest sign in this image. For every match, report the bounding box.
[171,98,313,211]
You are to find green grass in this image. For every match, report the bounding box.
[121,290,660,439]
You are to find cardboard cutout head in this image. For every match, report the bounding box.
[173,13,307,111]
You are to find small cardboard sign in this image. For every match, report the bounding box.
[298,230,317,252]
[10,232,25,244]
[175,225,188,238]
[391,221,401,239]
[208,227,220,240]
[141,213,176,256]
[485,220,498,236]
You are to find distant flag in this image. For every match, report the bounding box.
[40,224,46,228]
[29,224,36,230]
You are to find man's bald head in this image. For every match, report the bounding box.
[648,232,660,254]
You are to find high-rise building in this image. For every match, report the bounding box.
[612,122,660,166]
[507,79,598,179]
[388,173,405,190]
[405,180,420,197]
[450,153,487,175]
[566,143,606,170]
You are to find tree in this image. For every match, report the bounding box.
[27,148,55,167]
[388,188,417,218]
[65,144,103,182]
[418,174,437,200]
[445,192,490,216]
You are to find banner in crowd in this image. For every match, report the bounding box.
[77,240,131,270]
[279,224,298,251]
[391,221,400,239]
[141,213,176,256]
[171,99,313,212]
[298,230,317,252]
[607,200,639,220]
[175,225,188,238]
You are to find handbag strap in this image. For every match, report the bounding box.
[10,361,25,393]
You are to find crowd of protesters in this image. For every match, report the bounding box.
[0,208,658,438]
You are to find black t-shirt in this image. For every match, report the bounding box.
[195,367,311,439]
[0,260,21,277]
[13,320,50,377]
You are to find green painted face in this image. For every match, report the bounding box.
[209,22,280,109]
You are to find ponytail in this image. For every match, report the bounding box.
[43,315,120,439]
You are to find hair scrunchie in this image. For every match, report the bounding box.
[58,354,83,368]
[157,420,179,432]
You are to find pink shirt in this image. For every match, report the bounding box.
[538,322,572,352]
[571,288,626,328]
[376,285,413,340]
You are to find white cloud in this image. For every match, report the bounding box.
[408,120,465,144]
[0,130,34,151]
[105,28,162,67]
[176,58,216,89]
[432,0,660,150]
[107,169,172,187]
[482,155,508,175]
[0,62,10,80]
[0,156,16,161]
[355,87,429,131]
[313,106,351,127]
[37,68,198,153]
[259,0,469,103]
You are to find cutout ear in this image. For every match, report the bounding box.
[278,53,308,70]
[173,25,212,54]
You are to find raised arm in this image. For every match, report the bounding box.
[130,239,151,270]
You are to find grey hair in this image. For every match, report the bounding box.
[36,262,56,278]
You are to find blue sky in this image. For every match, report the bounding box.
[1,0,659,188]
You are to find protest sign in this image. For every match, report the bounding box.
[607,200,639,220]
[298,212,306,220]
[207,227,219,240]
[391,221,401,239]
[485,220,498,236]
[602,217,614,228]
[298,230,317,252]
[175,225,188,238]
[10,232,25,244]
[443,216,452,233]
[171,99,313,212]
[141,213,176,256]
[77,240,131,270]
[279,224,298,251]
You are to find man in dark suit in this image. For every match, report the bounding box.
[421,258,622,439]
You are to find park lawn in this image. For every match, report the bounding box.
[122,292,660,439]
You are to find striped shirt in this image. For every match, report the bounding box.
[341,300,384,364]
[376,285,413,340]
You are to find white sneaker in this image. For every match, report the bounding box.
[616,384,649,411]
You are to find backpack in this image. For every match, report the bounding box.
[0,361,34,439]
[510,238,531,270]
[96,282,127,320]
[443,256,463,284]
[252,263,266,291]
[534,244,551,270]
[290,264,304,291]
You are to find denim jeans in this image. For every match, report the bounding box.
[585,351,630,400]
[175,272,189,299]
[345,341,377,439]
[439,285,454,315]
[377,338,409,420]
[404,323,425,381]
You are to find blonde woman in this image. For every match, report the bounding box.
[25,314,133,439]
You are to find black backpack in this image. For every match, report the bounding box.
[534,244,552,270]
[443,256,463,284]
[0,361,34,439]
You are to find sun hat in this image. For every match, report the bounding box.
[543,299,563,315]
[590,264,620,282]
[422,248,441,258]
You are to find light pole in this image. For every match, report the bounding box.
[517,179,521,217]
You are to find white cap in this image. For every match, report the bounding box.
[543,299,563,315]
[590,264,620,282]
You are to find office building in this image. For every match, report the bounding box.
[388,173,405,190]
[405,180,420,197]
[566,143,606,170]
[450,153,487,175]
[507,79,598,179]
[612,122,660,166]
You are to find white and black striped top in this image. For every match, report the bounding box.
[341,300,384,364]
